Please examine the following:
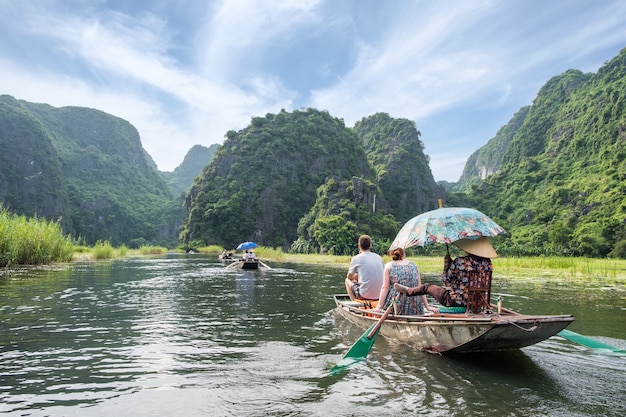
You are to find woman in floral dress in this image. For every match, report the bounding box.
[375,247,438,315]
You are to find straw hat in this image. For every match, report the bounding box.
[453,237,497,258]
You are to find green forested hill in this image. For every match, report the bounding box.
[355,113,444,222]
[457,49,626,257]
[181,109,377,250]
[454,106,530,192]
[181,110,445,254]
[161,144,218,197]
[0,95,178,247]
[0,99,70,221]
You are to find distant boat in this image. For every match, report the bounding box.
[226,258,272,270]
[219,252,236,261]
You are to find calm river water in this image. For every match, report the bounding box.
[1,254,624,416]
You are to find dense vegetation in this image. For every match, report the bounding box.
[354,113,444,223]
[453,49,626,258]
[0,206,73,267]
[0,95,181,248]
[294,176,398,255]
[161,144,218,197]
[181,109,376,250]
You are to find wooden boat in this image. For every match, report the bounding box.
[219,255,237,263]
[334,294,574,354]
[219,251,236,261]
[226,259,272,270]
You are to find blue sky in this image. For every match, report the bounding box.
[1,0,625,181]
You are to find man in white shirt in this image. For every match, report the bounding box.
[345,235,384,301]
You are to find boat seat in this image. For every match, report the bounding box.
[355,299,379,310]
[438,306,467,314]
[354,299,379,317]
[466,270,492,313]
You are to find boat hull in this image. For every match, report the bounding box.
[241,260,259,270]
[334,294,574,353]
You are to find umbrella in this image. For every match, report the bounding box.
[390,207,506,250]
[236,241,258,251]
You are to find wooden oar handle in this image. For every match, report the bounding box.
[367,307,392,339]
[366,295,401,339]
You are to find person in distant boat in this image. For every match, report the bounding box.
[345,235,384,301]
[243,250,256,262]
[394,237,495,308]
[374,247,438,315]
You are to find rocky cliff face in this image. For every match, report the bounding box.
[161,144,218,197]
[354,113,445,222]
[0,95,177,246]
[181,108,376,249]
[454,106,530,192]
[0,97,70,222]
[462,49,626,257]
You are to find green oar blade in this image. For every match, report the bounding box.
[558,329,626,353]
[329,323,381,375]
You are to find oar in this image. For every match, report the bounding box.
[258,260,272,270]
[226,260,241,269]
[557,329,626,354]
[329,296,398,375]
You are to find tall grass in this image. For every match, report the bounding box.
[193,245,223,254]
[253,246,287,261]
[0,207,73,267]
[257,250,626,282]
[92,240,115,259]
[139,245,168,255]
[491,256,626,281]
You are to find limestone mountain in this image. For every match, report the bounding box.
[0,95,177,247]
[354,113,445,222]
[181,108,377,250]
[0,97,70,221]
[161,144,218,197]
[454,106,530,192]
[460,48,626,257]
[180,109,446,254]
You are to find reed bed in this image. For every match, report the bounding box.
[267,252,626,282]
[139,245,168,255]
[92,240,115,259]
[0,207,73,267]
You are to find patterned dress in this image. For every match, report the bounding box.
[442,255,493,306]
[380,261,424,315]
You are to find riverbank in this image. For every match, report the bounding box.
[261,252,626,282]
[4,247,625,284]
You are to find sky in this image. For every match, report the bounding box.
[1,1,626,182]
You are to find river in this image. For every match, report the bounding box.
[1,254,624,416]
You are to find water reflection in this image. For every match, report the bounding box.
[0,254,624,416]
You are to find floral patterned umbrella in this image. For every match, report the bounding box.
[390,207,506,249]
